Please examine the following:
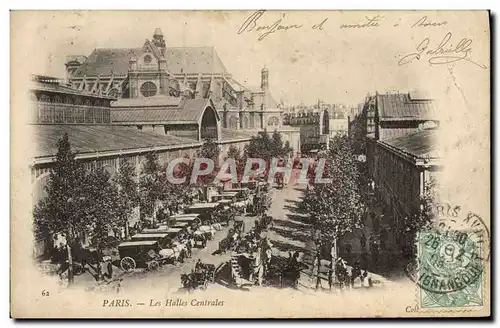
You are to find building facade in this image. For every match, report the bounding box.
[339,91,442,273]
[283,111,330,153]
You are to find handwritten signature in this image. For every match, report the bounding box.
[238,10,327,41]
[398,32,487,69]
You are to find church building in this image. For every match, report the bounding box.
[65,28,300,153]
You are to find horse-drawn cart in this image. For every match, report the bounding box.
[192,230,208,248]
[180,262,216,292]
[117,240,163,272]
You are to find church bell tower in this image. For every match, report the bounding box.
[261,66,269,91]
[152,28,166,55]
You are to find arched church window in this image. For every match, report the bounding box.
[140,81,157,97]
[143,54,152,64]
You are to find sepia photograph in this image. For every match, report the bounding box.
[10,10,490,318]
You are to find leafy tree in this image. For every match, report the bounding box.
[114,159,139,239]
[33,134,120,284]
[139,152,163,224]
[301,135,365,265]
[33,133,88,284]
[197,138,220,163]
[226,145,245,185]
[159,160,195,215]
[81,165,120,250]
[271,130,293,157]
[244,130,293,180]
[193,139,221,190]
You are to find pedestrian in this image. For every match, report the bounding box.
[327,266,333,291]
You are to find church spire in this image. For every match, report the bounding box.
[152,28,166,55]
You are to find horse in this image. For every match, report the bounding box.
[180,273,194,292]
[180,271,208,292]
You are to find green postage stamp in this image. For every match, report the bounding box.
[415,211,490,310]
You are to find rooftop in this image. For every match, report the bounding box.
[110,98,218,125]
[219,128,255,141]
[380,129,441,159]
[32,124,201,159]
[111,96,182,108]
[72,46,229,77]
[30,75,115,100]
[376,93,438,120]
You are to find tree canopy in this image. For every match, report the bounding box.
[301,135,365,245]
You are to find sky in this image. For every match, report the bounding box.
[13,10,489,109]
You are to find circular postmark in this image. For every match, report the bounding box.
[405,204,490,306]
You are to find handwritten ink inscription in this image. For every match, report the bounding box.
[398,32,487,69]
[339,15,384,29]
[237,12,487,70]
[237,10,328,41]
[412,16,448,28]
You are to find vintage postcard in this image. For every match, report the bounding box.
[10,10,490,318]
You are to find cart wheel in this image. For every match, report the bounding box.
[148,260,159,271]
[120,257,136,272]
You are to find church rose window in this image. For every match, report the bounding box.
[140,81,157,97]
[144,54,152,64]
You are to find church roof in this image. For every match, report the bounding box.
[72,46,228,77]
[265,91,278,108]
[32,124,200,159]
[166,47,228,75]
[72,48,141,77]
[110,98,218,124]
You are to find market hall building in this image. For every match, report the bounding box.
[30,74,256,257]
